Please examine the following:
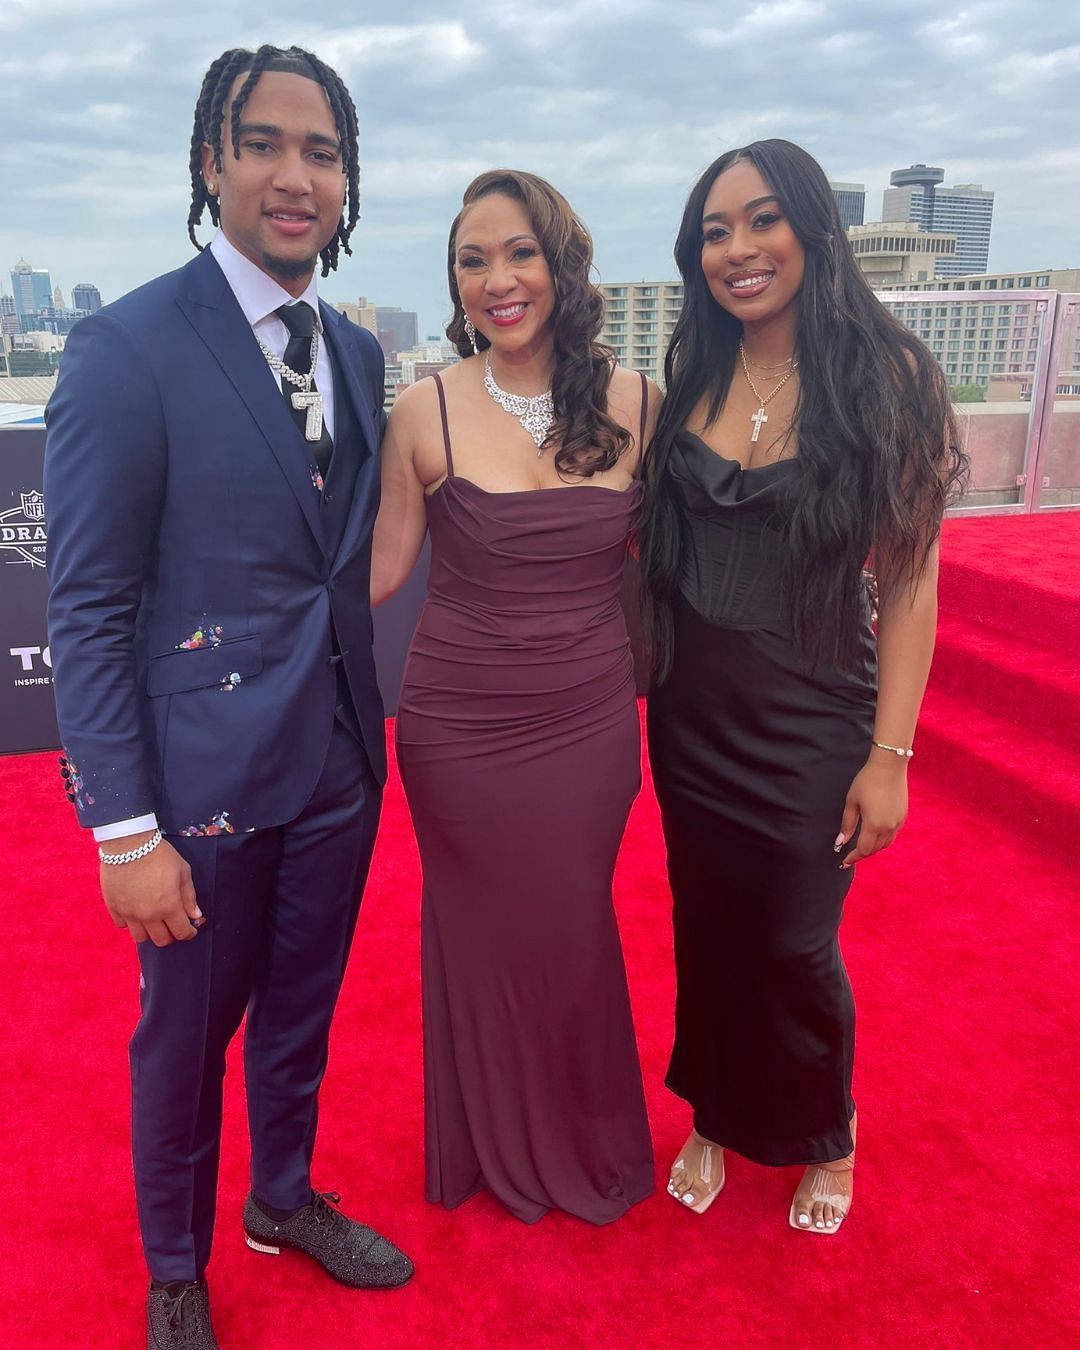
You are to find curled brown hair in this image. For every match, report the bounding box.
[445,169,630,478]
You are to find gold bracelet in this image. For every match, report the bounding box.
[872,740,914,759]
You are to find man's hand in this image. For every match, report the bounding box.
[99,832,202,946]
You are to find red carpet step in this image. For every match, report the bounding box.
[931,613,1079,752]
[940,514,1079,657]
[921,512,1080,862]
[917,684,1080,866]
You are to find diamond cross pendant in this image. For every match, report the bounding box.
[750,405,768,443]
[292,390,324,441]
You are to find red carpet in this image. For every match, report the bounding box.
[2,513,1077,1347]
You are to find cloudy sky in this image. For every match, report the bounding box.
[3,0,1077,335]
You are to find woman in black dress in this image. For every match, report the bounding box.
[640,141,965,1232]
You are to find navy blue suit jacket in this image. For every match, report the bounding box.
[45,248,387,835]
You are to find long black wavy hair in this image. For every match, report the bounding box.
[446,170,630,478]
[640,139,967,677]
[187,44,360,276]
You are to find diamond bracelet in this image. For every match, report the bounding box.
[99,828,164,866]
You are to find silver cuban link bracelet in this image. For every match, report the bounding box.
[99,828,164,865]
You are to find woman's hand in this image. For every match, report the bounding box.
[834,754,909,869]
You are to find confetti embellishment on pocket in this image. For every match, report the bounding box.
[177,620,224,651]
[179,811,236,837]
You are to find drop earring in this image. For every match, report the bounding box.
[464,316,478,355]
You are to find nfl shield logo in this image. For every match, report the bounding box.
[21,491,44,522]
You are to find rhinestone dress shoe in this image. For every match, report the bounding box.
[146,1280,218,1350]
[243,1190,414,1289]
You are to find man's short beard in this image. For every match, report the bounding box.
[261,251,318,281]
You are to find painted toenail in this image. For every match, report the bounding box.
[682,1194,695,1205]
[798,1215,809,1226]
[815,1220,824,1228]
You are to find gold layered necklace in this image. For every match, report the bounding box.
[738,341,798,444]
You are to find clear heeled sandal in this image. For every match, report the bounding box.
[668,1131,725,1215]
[789,1114,856,1234]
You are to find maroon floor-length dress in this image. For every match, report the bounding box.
[395,373,654,1224]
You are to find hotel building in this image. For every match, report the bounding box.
[597,281,684,387]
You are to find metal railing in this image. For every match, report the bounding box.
[876,289,1079,513]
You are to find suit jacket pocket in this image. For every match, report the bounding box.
[147,635,263,697]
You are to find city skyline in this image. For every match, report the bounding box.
[3,2,1077,336]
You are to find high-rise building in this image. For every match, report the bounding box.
[375,306,419,359]
[829,182,865,228]
[71,283,102,314]
[10,260,53,318]
[0,293,17,337]
[882,164,944,231]
[882,165,994,278]
[335,295,377,335]
[597,281,683,387]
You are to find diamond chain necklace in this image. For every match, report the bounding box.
[256,331,325,441]
[738,341,799,445]
[483,354,554,454]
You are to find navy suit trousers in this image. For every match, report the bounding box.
[130,722,381,1282]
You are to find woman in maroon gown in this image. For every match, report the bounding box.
[371,170,658,1224]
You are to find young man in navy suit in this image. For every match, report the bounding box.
[45,45,412,1349]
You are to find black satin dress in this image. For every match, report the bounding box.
[646,432,876,1166]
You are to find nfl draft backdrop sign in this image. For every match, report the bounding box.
[0,426,58,754]
[0,424,430,757]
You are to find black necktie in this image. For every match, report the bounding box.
[276,301,334,480]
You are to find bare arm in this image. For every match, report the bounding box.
[837,541,939,867]
[370,391,430,606]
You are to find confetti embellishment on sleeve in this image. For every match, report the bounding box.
[58,750,95,810]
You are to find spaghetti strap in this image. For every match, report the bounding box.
[637,370,649,457]
[432,372,454,476]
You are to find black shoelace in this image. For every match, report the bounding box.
[163,1284,197,1331]
[309,1190,348,1229]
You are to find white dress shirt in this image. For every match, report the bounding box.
[93,233,337,843]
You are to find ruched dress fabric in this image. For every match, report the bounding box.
[395,376,653,1224]
[647,432,876,1167]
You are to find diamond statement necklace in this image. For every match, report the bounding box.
[483,354,554,453]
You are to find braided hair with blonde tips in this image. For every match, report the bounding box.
[186,44,360,276]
